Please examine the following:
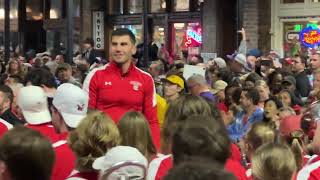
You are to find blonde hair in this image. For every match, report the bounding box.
[252,143,297,180]
[118,111,156,160]
[245,122,276,156]
[291,138,304,170]
[6,58,24,78]
[68,111,120,171]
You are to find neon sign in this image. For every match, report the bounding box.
[185,28,202,47]
[299,27,320,48]
[187,29,202,43]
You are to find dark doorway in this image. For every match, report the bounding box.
[24,21,46,52]
[220,0,237,58]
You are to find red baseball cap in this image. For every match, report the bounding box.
[279,115,302,137]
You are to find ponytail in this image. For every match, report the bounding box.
[291,138,303,170]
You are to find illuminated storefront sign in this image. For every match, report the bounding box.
[185,27,202,47]
[93,11,104,49]
[299,26,320,48]
[294,23,320,32]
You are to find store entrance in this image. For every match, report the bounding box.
[24,20,46,53]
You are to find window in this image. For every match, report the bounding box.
[151,0,166,12]
[26,0,43,20]
[174,0,189,11]
[173,22,202,57]
[114,25,143,45]
[128,0,142,14]
[50,1,62,19]
[281,0,304,3]
[110,0,122,14]
[74,0,81,17]
[153,26,165,45]
[0,0,19,53]
[282,21,320,57]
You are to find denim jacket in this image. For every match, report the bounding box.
[227,107,264,142]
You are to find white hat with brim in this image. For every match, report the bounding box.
[211,80,228,94]
[92,146,148,171]
[22,109,51,125]
[60,112,86,128]
[52,83,88,129]
[213,57,227,69]
[233,53,247,66]
[17,86,51,125]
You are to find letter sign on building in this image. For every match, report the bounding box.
[300,26,320,48]
[93,11,104,50]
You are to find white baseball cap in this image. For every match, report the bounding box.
[92,146,148,179]
[233,53,247,66]
[213,57,227,69]
[17,86,51,125]
[52,83,88,128]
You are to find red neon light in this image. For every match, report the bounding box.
[185,27,202,47]
[303,30,320,45]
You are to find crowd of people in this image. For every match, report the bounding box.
[0,27,320,180]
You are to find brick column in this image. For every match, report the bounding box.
[258,0,271,54]
[81,1,91,40]
[242,0,259,49]
[202,0,221,54]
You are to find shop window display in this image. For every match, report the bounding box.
[128,0,143,14]
[0,0,19,54]
[283,21,320,57]
[151,0,166,12]
[173,22,202,59]
[26,0,43,20]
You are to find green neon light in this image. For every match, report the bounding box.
[294,24,303,31]
[307,23,318,29]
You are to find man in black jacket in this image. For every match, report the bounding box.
[292,54,311,98]
[82,38,100,65]
[0,85,23,125]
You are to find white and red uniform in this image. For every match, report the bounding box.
[225,159,248,180]
[147,153,247,180]
[51,133,76,180]
[25,123,75,180]
[26,123,60,143]
[0,118,13,137]
[83,61,160,148]
[147,155,173,180]
[230,143,242,162]
[66,170,98,180]
[296,155,320,180]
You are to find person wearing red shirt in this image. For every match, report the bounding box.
[50,83,88,180]
[297,155,320,180]
[0,118,12,137]
[167,115,247,180]
[17,86,60,143]
[0,127,55,180]
[83,28,160,149]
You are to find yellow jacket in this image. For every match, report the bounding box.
[156,94,168,129]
